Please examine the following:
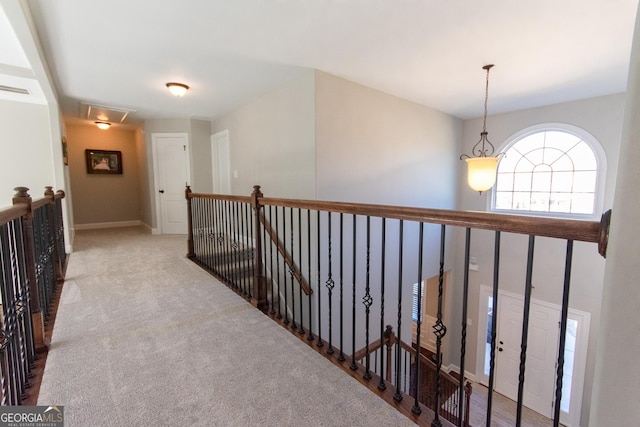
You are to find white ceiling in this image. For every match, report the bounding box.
[3,0,639,126]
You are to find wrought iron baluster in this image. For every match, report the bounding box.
[275,207,282,319]
[248,201,255,300]
[553,240,574,426]
[363,216,373,381]
[316,210,323,347]
[326,212,335,353]
[283,207,290,325]
[268,205,275,314]
[307,209,314,342]
[338,213,345,361]
[350,214,358,371]
[289,207,297,330]
[378,218,387,391]
[394,220,404,402]
[516,235,536,427]
[412,222,424,415]
[298,208,305,334]
[486,230,501,427]
[432,224,448,427]
[458,228,472,426]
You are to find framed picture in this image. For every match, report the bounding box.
[85,149,122,174]
[62,136,68,165]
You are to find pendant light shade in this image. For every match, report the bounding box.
[95,121,111,130]
[460,64,502,194]
[465,156,500,193]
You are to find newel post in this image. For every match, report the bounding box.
[185,186,195,259]
[44,186,63,282]
[12,187,47,352]
[250,185,267,310]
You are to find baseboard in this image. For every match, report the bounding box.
[139,222,154,234]
[445,363,477,382]
[74,220,142,230]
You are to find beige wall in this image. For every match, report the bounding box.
[66,123,141,226]
[315,70,461,208]
[212,70,316,199]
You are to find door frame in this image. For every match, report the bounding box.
[211,129,231,194]
[151,132,191,234]
[475,286,590,427]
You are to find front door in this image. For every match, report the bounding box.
[495,293,559,418]
[152,133,191,234]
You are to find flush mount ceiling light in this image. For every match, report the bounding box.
[166,82,189,97]
[95,121,111,130]
[460,64,503,194]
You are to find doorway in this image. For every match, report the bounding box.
[476,286,589,427]
[211,130,230,194]
[152,133,191,234]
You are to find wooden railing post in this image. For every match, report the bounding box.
[250,185,267,309]
[185,186,195,259]
[12,187,47,352]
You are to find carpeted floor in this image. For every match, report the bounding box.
[37,227,416,427]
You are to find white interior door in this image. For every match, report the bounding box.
[211,130,230,194]
[152,133,191,234]
[495,293,559,418]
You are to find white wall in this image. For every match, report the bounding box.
[211,70,316,199]
[0,99,56,206]
[453,93,625,426]
[590,6,640,425]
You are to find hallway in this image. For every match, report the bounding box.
[37,227,414,426]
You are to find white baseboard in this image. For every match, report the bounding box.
[151,227,161,235]
[445,363,477,382]
[74,220,142,230]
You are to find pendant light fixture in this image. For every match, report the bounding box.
[460,64,501,194]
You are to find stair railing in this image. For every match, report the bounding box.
[0,186,67,405]
[186,185,610,427]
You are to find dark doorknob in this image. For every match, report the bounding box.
[498,347,503,352]
[159,190,165,194]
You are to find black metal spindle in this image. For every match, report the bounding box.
[363,216,373,381]
[248,201,254,299]
[553,240,574,426]
[283,207,290,325]
[378,218,387,391]
[458,227,472,426]
[516,235,536,427]
[307,209,314,342]
[412,222,424,414]
[289,207,297,330]
[275,206,282,319]
[486,230,501,427]
[298,208,305,335]
[350,214,358,371]
[432,224,448,427]
[316,210,323,347]
[268,205,275,314]
[394,220,404,402]
[338,212,345,361]
[326,212,335,353]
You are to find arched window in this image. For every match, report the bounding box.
[493,125,605,217]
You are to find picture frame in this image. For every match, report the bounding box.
[62,136,68,165]
[85,149,123,174]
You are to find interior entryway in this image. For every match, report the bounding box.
[476,287,589,427]
[152,132,191,234]
[211,130,231,194]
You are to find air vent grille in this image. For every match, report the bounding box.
[0,85,30,95]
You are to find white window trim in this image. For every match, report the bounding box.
[488,123,607,220]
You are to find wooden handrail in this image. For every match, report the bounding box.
[259,196,610,256]
[259,213,313,296]
[0,204,28,226]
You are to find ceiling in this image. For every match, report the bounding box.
[2,0,638,128]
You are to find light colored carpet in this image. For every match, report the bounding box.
[37,227,416,427]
